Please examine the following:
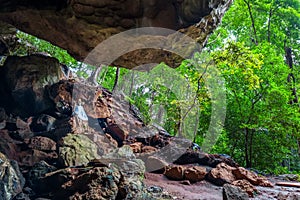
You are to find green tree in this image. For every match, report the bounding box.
[211,42,299,170]
[205,0,300,172]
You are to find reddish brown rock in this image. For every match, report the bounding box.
[142,146,157,153]
[106,123,128,146]
[207,163,236,186]
[256,176,274,187]
[16,149,58,167]
[48,80,144,146]
[29,136,57,151]
[232,167,273,187]
[165,165,186,181]
[184,166,207,183]
[232,180,258,197]
[0,130,58,166]
[130,142,142,153]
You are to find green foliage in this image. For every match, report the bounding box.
[212,41,263,89]
[206,0,300,173]
[16,31,78,68]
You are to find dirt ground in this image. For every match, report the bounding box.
[144,173,300,200]
[144,173,223,200]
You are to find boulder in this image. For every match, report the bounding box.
[29,114,57,133]
[165,165,186,181]
[58,134,99,166]
[88,132,118,156]
[53,158,151,200]
[232,167,273,187]
[207,163,236,186]
[184,166,207,183]
[223,184,249,200]
[232,180,258,197]
[27,161,57,193]
[47,80,144,146]
[13,149,57,167]
[145,156,168,173]
[130,142,143,153]
[278,174,299,181]
[0,22,17,56]
[31,167,86,198]
[28,136,56,151]
[174,150,207,165]
[116,159,151,199]
[0,152,25,200]
[53,167,121,200]
[142,146,158,153]
[0,130,57,166]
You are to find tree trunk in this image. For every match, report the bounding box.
[267,6,273,42]
[244,128,251,168]
[112,67,120,91]
[285,47,299,104]
[249,129,254,168]
[244,0,258,45]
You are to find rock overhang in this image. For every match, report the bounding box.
[0,0,233,68]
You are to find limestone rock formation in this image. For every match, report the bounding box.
[0,0,233,68]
